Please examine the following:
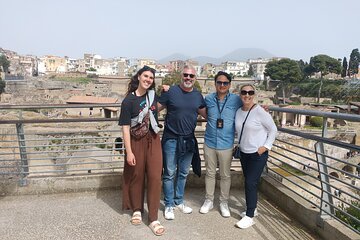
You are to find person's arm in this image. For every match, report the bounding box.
[258,109,277,155]
[157,87,169,112]
[157,102,165,112]
[261,105,269,112]
[122,125,136,166]
[197,107,207,119]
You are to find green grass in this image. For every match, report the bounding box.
[279,163,306,176]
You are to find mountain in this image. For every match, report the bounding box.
[220,48,274,62]
[192,56,219,65]
[158,48,275,65]
[157,53,191,64]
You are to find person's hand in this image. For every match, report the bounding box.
[261,104,269,112]
[257,146,267,155]
[126,152,136,166]
[162,85,170,92]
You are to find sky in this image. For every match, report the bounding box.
[1,0,359,62]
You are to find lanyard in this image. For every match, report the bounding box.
[216,93,229,116]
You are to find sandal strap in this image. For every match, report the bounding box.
[149,221,164,235]
[149,220,160,227]
[133,211,141,215]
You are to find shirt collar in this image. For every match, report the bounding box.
[215,91,230,101]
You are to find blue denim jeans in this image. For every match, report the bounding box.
[240,151,268,217]
[162,138,194,207]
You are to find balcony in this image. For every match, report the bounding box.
[0,104,359,239]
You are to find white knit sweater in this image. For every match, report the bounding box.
[235,105,277,153]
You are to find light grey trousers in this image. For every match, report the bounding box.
[203,144,233,203]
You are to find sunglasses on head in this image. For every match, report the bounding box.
[216,81,230,86]
[142,65,156,73]
[183,73,195,78]
[240,90,255,96]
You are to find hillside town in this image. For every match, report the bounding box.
[0,47,278,80]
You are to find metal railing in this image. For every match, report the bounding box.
[0,104,359,234]
[267,106,360,234]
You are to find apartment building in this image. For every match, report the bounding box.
[138,59,156,69]
[201,63,216,77]
[223,61,249,76]
[39,55,67,74]
[65,57,79,72]
[248,58,271,80]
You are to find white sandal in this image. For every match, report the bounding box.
[149,220,165,236]
[130,211,142,225]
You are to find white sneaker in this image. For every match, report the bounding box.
[199,199,213,214]
[176,203,193,214]
[236,216,254,229]
[220,202,230,218]
[240,208,258,218]
[164,207,175,220]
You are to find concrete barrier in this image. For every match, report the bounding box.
[259,176,359,240]
[0,170,244,196]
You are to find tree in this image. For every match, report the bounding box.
[87,67,97,72]
[297,59,311,79]
[348,48,360,77]
[307,54,341,103]
[264,58,302,104]
[0,55,10,73]
[341,57,348,78]
[0,79,5,102]
[247,65,254,77]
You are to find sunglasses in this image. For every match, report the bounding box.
[240,90,255,96]
[142,65,156,73]
[183,73,195,78]
[216,81,230,86]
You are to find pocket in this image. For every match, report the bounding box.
[223,105,237,120]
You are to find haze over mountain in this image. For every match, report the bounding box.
[158,48,275,65]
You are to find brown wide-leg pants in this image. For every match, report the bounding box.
[122,131,162,222]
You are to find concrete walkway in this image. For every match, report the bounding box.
[0,188,321,240]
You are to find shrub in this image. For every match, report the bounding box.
[335,201,360,231]
[310,116,323,127]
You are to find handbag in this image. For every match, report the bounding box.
[130,112,150,139]
[233,145,241,159]
[233,104,256,159]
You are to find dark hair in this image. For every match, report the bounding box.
[214,71,231,82]
[126,65,156,95]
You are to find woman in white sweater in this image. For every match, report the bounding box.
[234,84,277,229]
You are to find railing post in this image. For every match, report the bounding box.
[315,117,334,226]
[16,123,28,186]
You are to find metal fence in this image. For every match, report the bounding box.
[0,104,359,234]
[266,106,360,234]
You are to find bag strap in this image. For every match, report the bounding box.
[237,104,256,145]
[147,90,155,107]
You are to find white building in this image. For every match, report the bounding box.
[248,58,271,80]
[223,61,249,76]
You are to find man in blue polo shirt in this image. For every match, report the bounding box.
[199,71,242,217]
[158,65,206,220]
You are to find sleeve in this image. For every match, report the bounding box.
[158,89,169,107]
[118,98,132,126]
[259,108,277,150]
[204,94,210,107]
[198,93,206,109]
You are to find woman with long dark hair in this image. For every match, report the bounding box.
[118,66,164,236]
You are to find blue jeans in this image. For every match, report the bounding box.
[240,151,268,217]
[162,139,194,207]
